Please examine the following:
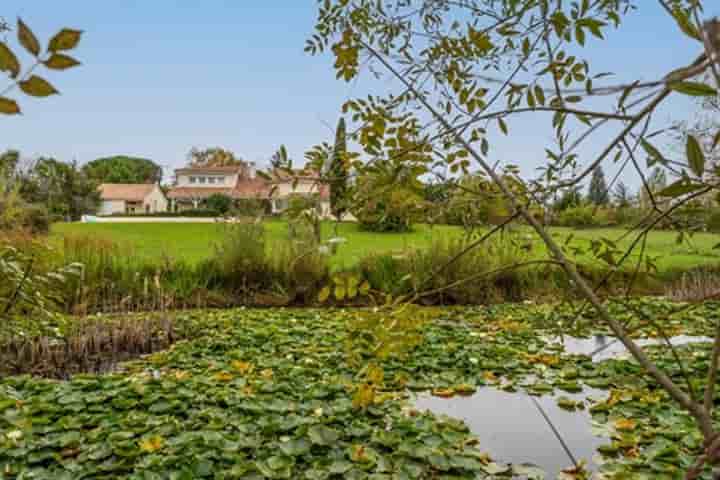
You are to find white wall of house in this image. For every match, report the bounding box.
[98,200,126,215]
[143,185,168,213]
[274,180,321,197]
[176,173,238,188]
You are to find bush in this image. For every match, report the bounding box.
[235,198,271,217]
[205,194,233,215]
[361,235,545,304]
[554,205,610,228]
[708,209,720,233]
[17,204,50,234]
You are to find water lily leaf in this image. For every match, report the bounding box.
[307,425,340,446]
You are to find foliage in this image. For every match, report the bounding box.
[554,187,583,212]
[708,209,720,233]
[82,156,162,184]
[187,147,244,167]
[329,117,350,220]
[588,166,609,205]
[22,157,100,221]
[613,181,634,208]
[1,302,719,477]
[234,198,271,217]
[0,18,83,115]
[555,205,600,228]
[205,193,233,215]
[354,159,426,232]
[0,239,77,341]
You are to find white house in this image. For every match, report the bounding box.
[167,163,331,216]
[98,183,168,215]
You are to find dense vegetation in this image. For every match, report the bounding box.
[1,301,718,478]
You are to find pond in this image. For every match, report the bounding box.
[415,334,713,479]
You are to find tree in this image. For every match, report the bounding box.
[613,181,634,208]
[188,147,244,167]
[83,156,162,184]
[329,117,349,221]
[205,193,233,215]
[25,158,99,220]
[310,2,720,475]
[588,166,609,205]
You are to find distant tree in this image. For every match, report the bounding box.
[329,117,349,221]
[554,187,583,211]
[188,147,244,167]
[205,193,233,215]
[588,166,609,205]
[83,156,162,184]
[613,181,634,208]
[26,158,99,220]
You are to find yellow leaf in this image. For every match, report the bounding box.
[231,360,253,374]
[0,97,20,115]
[213,371,234,382]
[352,383,375,410]
[483,371,498,383]
[350,444,370,463]
[44,53,81,70]
[454,383,477,396]
[19,76,58,97]
[614,418,637,431]
[317,286,331,303]
[0,43,20,78]
[17,19,40,57]
[359,280,370,296]
[173,370,190,380]
[138,435,164,453]
[49,29,83,52]
[366,364,384,385]
[432,388,456,398]
[260,368,273,379]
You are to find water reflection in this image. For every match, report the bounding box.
[414,387,605,479]
[556,335,712,361]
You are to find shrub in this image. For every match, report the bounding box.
[708,209,720,233]
[205,193,233,215]
[208,220,270,294]
[19,204,50,234]
[235,198,271,217]
[555,205,597,228]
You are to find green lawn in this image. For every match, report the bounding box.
[51,221,720,274]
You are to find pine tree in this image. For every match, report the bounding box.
[588,166,609,205]
[329,117,349,220]
[613,181,633,207]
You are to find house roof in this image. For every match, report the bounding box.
[166,187,236,200]
[99,184,157,201]
[174,165,244,175]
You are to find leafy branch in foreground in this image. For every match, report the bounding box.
[0,18,82,115]
[309,1,720,477]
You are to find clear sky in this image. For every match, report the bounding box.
[1,2,718,186]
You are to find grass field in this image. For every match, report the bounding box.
[51,221,720,274]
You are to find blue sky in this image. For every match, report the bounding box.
[1,2,718,187]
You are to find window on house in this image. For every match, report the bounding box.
[218,176,226,184]
[189,176,197,184]
[208,177,216,185]
[199,177,206,184]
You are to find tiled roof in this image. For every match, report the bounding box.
[98,184,156,201]
[166,187,236,200]
[174,165,244,174]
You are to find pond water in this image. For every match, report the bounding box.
[554,334,712,361]
[414,387,605,479]
[414,335,713,479]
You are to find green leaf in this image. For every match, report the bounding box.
[657,180,704,198]
[43,53,81,70]
[713,131,720,150]
[642,139,666,167]
[670,81,717,97]
[497,117,508,135]
[0,43,20,78]
[17,19,41,57]
[670,8,701,41]
[534,85,545,105]
[308,425,340,446]
[48,29,83,52]
[0,97,20,115]
[686,134,705,177]
[19,76,58,97]
[359,281,370,296]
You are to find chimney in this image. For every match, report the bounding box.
[248,161,256,179]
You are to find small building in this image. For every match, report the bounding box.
[98,183,168,215]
